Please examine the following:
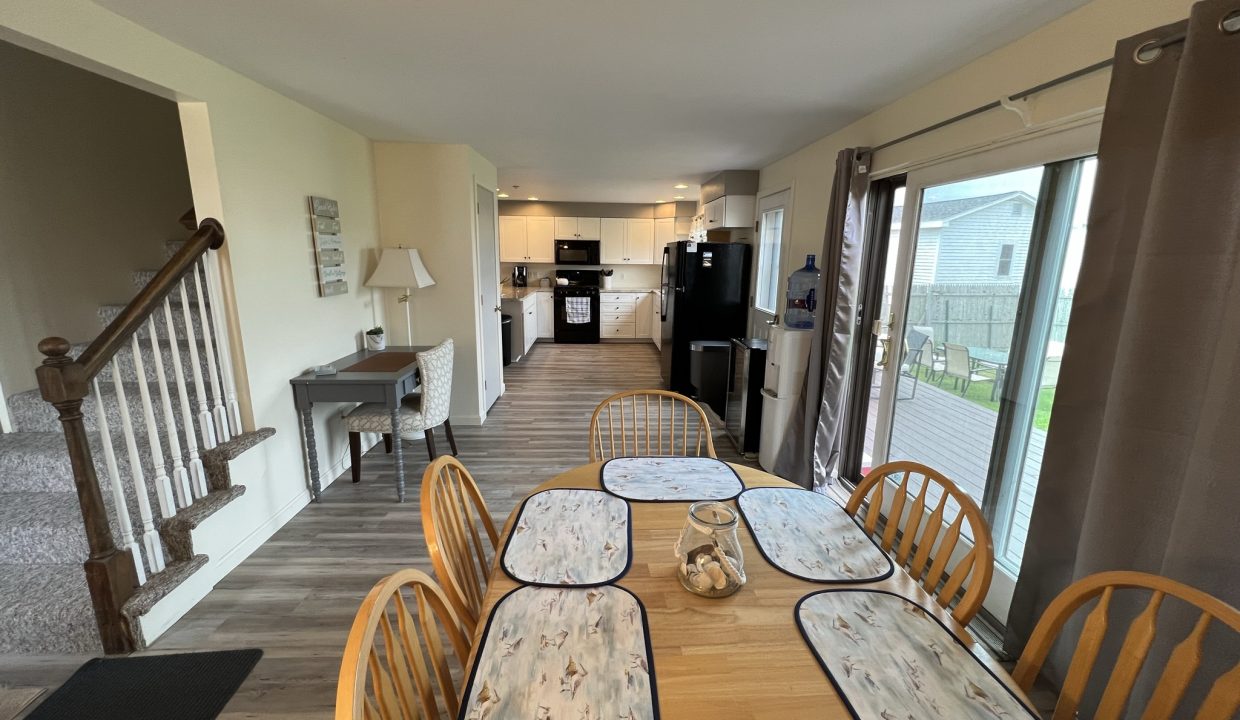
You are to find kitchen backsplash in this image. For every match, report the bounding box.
[501,263,661,289]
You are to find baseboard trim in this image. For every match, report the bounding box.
[135,488,309,643]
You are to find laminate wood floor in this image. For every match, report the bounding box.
[0,342,752,719]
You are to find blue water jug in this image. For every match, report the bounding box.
[784,254,819,329]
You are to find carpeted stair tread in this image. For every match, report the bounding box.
[0,563,101,654]
[69,338,209,384]
[0,492,92,565]
[0,432,80,493]
[98,303,205,340]
[6,382,202,440]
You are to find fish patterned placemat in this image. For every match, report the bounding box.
[796,590,1037,720]
[459,585,659,720]
[600,456,744,502]
[502,489,632,586]
[737,487,893,583]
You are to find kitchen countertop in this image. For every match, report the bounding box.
[500,286,658,299]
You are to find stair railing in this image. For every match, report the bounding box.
[35,218,229,654]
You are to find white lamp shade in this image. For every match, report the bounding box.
[366,248,436,289]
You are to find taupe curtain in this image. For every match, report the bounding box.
[1005,0,1240,709]
[774,148,870,489]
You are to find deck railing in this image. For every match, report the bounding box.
[35,218,240,653]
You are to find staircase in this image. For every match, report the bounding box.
[1,224,273,654]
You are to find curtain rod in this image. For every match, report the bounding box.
[872,27,1188,153]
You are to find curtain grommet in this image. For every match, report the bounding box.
[1133,40,1164,64]
[1220,9,1240,34]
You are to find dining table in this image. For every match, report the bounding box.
[466,460,1034,720]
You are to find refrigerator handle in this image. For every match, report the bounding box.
[660,247,670,320]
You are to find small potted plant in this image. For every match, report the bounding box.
[601,267,614,290]
[365,326,386,351]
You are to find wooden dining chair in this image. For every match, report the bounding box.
[588,389,716,462]
[845,460,994,624]
[1013,570,1240,719]
[420,456,499,636]
[336,569,471,720]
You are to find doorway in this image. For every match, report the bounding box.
[475,184,503,411]
[750,188,792,339]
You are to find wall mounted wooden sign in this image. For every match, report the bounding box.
[309,196,347,297]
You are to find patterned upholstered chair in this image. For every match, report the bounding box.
[344,339,457,483]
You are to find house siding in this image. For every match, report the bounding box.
[932,198,1034,283]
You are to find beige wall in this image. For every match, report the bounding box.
[0,39,193,396]
[373,143,499,424]
[759,0,1195,308]
[1,0,384,517]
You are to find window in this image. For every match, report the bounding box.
[754,207,784,314]
[997,243,1015,276]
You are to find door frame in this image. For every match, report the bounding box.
[858,122,1101,623]
[474,182,503,413]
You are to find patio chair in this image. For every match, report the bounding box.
[909,325,944,381]
[938,342,993,395]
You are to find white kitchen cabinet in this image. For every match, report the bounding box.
[576,217,601,240]
[625,219,655,264]
[636,292,653,338]
[522,297,538,354]
[702,195,757,231]
[526,217,555,263]
[600,217,626,264]
[536,291,554,338]
[655,217,675,246]
[499,216,527,263]
[554,217,578,239]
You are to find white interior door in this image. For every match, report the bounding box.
[476,184,503,410]
[751,189,792,339]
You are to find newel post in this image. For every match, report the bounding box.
[36,337,139,654]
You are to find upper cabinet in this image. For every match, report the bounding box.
[554,216,602,240]
[655,217,675,246]
[701,195,756,231]
[500,216,555,263]
[600,218,626,264]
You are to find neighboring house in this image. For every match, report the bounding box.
[892,191,1037,284]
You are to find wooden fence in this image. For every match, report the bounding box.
[899,283,1074,350]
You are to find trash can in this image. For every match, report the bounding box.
[689,340,731,419]
[500,314,513,366]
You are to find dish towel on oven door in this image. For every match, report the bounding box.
[566,296,592,324]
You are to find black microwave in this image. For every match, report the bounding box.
[555,239,600,265]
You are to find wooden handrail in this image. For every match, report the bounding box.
[77,218,224,380]
[34,217,225,654]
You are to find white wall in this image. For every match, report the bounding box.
[758,0,1195,308]
[373,143,499,424]
[0,39,193,397]
[0,0,385,623]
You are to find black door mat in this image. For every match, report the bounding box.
[26,648,262,720]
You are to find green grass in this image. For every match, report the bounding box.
[905,367,1056,431]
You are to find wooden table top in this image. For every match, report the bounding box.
[470,461,1029,720]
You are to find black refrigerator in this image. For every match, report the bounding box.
[660,241,752,394]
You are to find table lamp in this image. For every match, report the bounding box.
[365,247,436,344]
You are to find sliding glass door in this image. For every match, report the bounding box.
[844,125,1100,620]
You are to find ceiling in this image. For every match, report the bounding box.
[95,0,1091,203]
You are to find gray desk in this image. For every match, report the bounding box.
[290,346,429,502]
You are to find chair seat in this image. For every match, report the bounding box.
[343,398,429,436]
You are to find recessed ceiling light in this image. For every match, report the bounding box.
[673,184,689,189]
[673,195,685,200]
[527,197,539,201]
[655,200,666,203]
[497,193,509,198]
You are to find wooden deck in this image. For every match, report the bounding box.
[864,373,1044,568]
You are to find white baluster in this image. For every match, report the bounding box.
[202,253,243,435]
[192,261,230,442]
[179,278,218,449]
[129,335,176,519]
[92,377,146,585]
[147,317,193,509]
[163,296,209,498]
[109,359,165,574]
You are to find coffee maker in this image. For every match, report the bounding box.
[512,265,528,287]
